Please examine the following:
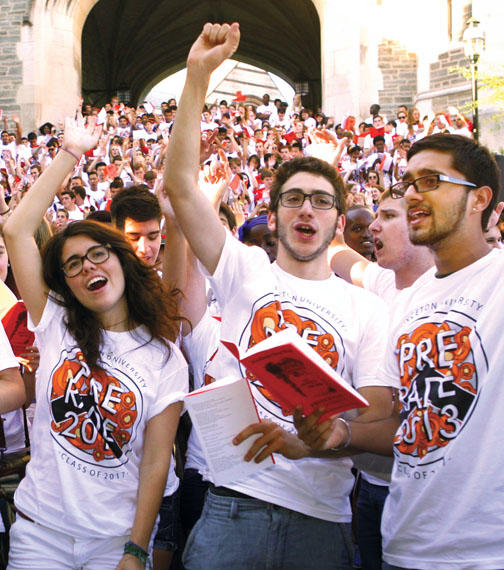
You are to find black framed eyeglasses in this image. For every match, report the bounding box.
[279,189,337,210]
[390,174,477,199]
[397,115,406,120]
[61,244,111,277]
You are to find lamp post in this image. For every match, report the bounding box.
[463,17,485,143]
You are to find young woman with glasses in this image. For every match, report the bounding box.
[3,116,188,569]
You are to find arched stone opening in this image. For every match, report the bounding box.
[81,0,321,110]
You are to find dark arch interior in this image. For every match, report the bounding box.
[81,0,321,109]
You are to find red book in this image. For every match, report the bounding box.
[222,327,368,423]
[1,301,34,358]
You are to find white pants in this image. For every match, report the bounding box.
[7,516,129,569]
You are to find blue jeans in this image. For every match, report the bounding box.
[356,478,389,570]
[182,487,353,569]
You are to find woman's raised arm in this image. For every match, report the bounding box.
[3,116,101,325]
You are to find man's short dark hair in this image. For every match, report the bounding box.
[373,135,385,144]
[61,189,76,200]
[269,157,346,215]
[96,161,106,169]
[110,185,162,229]
[110,177,124,190]
[408,134,500,230]
[72,185,86,200]
[86,210,112,224]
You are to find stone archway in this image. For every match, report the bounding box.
[10,0,362,132]
[81,0,322,110]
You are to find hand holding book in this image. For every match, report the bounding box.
[233,419,310,463]
[294,406,349,452]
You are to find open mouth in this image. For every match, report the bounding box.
[374,239,384,251]
[408,208,431,225]
[295,224,316,237]
[86,276,107,291]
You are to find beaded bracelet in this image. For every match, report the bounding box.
[123,540,150,568]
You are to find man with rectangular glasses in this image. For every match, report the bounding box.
[163,22,394,569]
[297,133,504,569]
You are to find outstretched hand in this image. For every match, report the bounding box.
[187,22,240,77]
[306,128,344,166]
[63,115,102,157]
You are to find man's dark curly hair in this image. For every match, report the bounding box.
[41,220,183,370]
[269,156,346,215]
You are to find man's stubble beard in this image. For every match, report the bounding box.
[275,217,338,263]
[408,193,468,248]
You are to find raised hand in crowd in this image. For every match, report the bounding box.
[187,22,240,79]
[230,199,246,228]
[198,149,231,209]
[306,127,346,166]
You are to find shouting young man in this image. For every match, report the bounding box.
[298,134,504,570]
[163,22,394,569]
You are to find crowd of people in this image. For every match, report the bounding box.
[0,20,502,570]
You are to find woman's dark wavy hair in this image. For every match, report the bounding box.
[41,220,183,370]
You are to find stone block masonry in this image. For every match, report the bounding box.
[378,39,417,119]
[0,0,29,129]
[430,47,468,90]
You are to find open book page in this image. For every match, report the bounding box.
[184,376,274,486]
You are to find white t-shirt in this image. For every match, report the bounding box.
[0,319,20,377]
[86,187,106,209]
[362,263,398,306]
[204,233,391,522]
[14,297,188,538]
[0,321,21,532]
[256,103,278,121]
[66,207,85,222]
[381,250,504,569]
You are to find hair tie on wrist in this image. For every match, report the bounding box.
[0,207,10,215]
[61,147,81,162]
[331,417,352,451]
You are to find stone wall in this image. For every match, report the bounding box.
[428,47,471,112]
[0,0,28,129]
[377,39,417,119]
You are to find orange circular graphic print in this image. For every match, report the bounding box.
[49,348,142,467]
